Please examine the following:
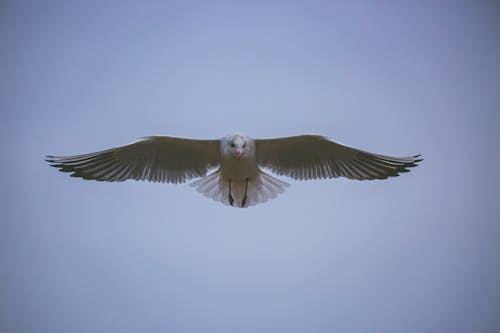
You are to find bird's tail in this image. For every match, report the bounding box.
[190,170,289,208]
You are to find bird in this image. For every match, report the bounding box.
[46,133,422,208]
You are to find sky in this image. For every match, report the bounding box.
[1,1,500,332]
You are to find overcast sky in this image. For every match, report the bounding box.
[1,1,499,333]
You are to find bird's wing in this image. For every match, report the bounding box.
[255,135,422,180]
[47,136,221,183]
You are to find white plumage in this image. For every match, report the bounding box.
[46,133,422,208]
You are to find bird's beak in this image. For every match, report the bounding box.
[235,151,241,159]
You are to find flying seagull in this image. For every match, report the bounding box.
[46,134,422,208]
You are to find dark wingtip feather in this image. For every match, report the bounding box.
[47,162,64,168]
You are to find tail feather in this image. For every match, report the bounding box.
[190,170,289,208]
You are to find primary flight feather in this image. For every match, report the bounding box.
[46,134,422,207]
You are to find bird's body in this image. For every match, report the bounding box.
[47,133,422,208]
[219,134,258,180]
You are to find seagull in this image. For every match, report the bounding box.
[46,134,422,208]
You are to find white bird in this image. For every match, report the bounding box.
[46,133,422,208]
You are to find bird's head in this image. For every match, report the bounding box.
[223,133,254,159]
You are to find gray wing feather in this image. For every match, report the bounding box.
[255,135,421,181]
[47,136,220,184]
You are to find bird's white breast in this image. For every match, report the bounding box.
[220,156,259,180]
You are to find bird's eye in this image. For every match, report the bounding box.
[230,142,235,148]
[242,143,246,148]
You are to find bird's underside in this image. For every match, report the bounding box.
[46,134,422,208]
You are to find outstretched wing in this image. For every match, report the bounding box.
[255,135,421,181]
[47,136,221,184]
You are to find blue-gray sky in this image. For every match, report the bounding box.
[1,1,499,333]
